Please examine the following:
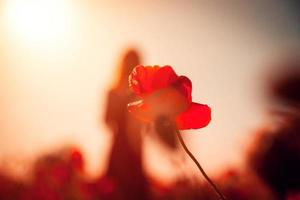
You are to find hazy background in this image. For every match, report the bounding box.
[0,0,299,181]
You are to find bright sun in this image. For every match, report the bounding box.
[5,0,71,43]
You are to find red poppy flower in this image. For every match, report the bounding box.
[128,65,211,130]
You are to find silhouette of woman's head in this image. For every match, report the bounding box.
[115,48,141,90]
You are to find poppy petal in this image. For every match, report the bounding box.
[129,65,159,96]
[127,100,152,122]
[173,76,192,102]
[128,87,189,123]
[176,102,211,130]
[129,65,178,96]
[152,66,178,91]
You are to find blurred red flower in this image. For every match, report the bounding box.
[128,65,211,130]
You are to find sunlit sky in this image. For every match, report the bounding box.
[0,0,300,181]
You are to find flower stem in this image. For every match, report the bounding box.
[176,130,227,200]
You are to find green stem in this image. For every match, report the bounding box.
[176,130,227,200]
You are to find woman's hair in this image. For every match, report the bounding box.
[113,48,141,89]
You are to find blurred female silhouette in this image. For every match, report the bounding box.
[104,49,148,200]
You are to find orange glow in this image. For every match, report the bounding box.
[1,1,299,184]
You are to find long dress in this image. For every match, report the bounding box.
[105,88,148,200]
